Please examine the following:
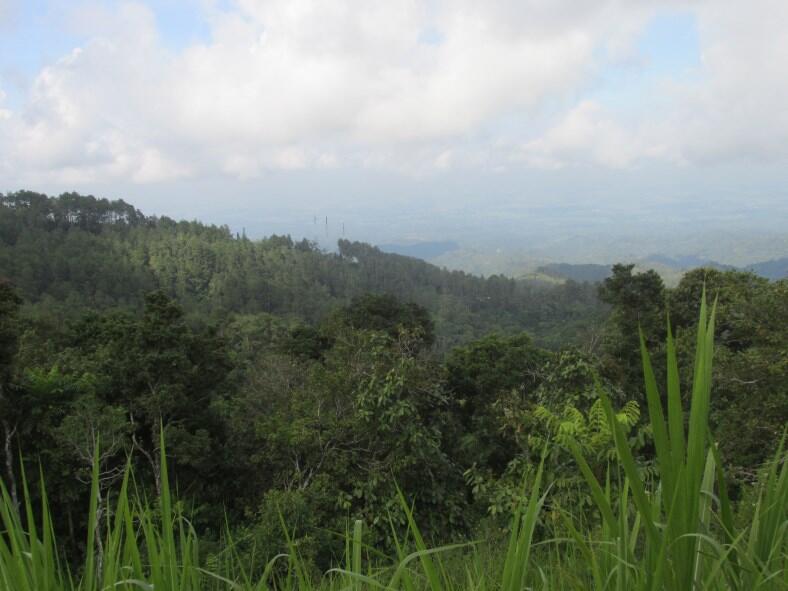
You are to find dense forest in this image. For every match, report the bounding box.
[0,191,786,588]
[0,191,606,351]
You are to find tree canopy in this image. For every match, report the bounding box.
[0,191,784,572]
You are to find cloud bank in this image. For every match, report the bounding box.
[1,0,787,185]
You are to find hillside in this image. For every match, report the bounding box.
[447,255,787,286]
[536,262,612,283]
[0,191,606,350]
[746,257,788,281]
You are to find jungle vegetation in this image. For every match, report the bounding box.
[0,191,785,589]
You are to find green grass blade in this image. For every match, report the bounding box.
[639,329,673,502]
[665,318,685,469]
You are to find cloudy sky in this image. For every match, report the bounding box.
[1,0,787,251]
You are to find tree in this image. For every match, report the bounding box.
[330,294,435,349]
[445,333,550,472]
[598,264,665,397]
[0,280,22,509]
[55,393,130,578]
[225,319,467,562]
[669,270,788,472]
[55,292,230,510]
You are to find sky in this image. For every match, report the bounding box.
[1,0,787,259]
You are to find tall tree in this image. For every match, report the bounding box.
[445,333,549,472]
[0,280,22,509]
[598,264,665,396]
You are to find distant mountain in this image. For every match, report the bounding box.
[530,255,787,285]
[644,254,788,280]
[744,257,788,281]
[536,263,612,283]
[643,254,736,271]
[378,240,459,260]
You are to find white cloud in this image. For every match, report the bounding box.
[0,90,10,120]
[517,98,680,170]
[1,0,787,184]
[520,0,788,169]
[668,0,788,164]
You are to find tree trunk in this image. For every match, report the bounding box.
[2,419,18,512]
[151,421,162,498]
[130,412,162,497]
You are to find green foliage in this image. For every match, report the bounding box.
[467,396,646,519]
[445,333,549,471]
[0,191,785,588]
[0,281,22,372]
[535,348,623,407]
[598,263,666,393]
[669,269,788,472]
[0,293,785,590]
[226,325,467,555]
[532,398,641,459]
[1,191,607,350]
[331,293,435,348]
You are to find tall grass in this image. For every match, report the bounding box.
[0,295,785,590]
[565,294,787,590]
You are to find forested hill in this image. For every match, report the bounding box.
[2,190,786,578]
[0,190,605,349]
